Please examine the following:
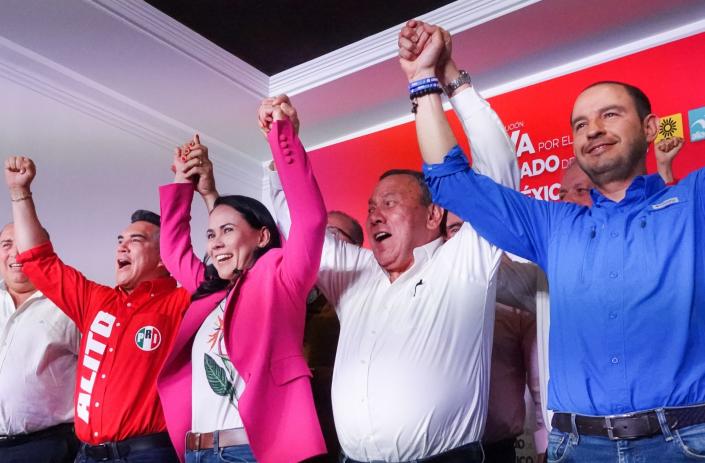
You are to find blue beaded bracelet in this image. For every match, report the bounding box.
[408,77,440,92]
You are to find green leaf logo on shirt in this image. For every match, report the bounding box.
[204,353,234,398]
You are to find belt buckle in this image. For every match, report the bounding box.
[605,417,618,440]
[95,443,113,461]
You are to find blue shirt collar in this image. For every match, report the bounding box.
[590,173,666,208]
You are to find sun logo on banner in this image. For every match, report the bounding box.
[655,113,684,143]
[660,118,677,138]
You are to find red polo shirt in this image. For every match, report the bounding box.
[17,241,190,444]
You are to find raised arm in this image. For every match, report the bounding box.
[5,157,48,250]
[5,156,103,329]
[655,136,684,185]
[260,97,327,297]
[399,20,519,189]
[158,135,216,293]
[399,26,562,266]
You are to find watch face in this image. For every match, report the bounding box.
[445,71,471,96]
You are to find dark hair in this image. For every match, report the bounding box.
[581,81,652,121]
[192,195,281,301]
[379,169,432,206]
[131,209,161,228]
[328,210,364,246]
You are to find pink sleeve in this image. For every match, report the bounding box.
[159,183,206,294]
[267,120,327,299]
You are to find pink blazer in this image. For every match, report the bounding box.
[157,120,327,462]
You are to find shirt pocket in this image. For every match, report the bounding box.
[270,354,312,386]
[637,197,690,271]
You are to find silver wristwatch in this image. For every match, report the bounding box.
[444,70,472,97]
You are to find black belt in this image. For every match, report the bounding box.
[552,403,705,440]
[81,432,173,460]
[343,441,483,463]
[0,423,74,448]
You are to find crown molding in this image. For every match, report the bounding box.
[478,18,705,100]
[307,18,705,152]
[88,0,269,99]
[0,35,260,191]
[269,0,540,96]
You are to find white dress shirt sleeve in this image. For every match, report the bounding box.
[261,160,292,241]
[449,86,520,190]
[261,162,372,317]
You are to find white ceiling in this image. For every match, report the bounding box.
[1,0,705,284]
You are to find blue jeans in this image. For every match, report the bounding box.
[74,445,179,463]
[548,414,705,462]
[186,444,256,463]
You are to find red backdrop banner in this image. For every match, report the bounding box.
[309,32,705,246]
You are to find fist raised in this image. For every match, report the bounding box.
[5,156,36,191]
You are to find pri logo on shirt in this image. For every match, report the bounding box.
[688,106,705,142]
[135,326,162,351]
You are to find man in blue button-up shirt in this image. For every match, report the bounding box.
[406,23,705,462]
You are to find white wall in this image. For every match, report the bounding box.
[0,75,218,284]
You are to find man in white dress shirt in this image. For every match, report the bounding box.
[0,223,79,463]
[262,23,519,462]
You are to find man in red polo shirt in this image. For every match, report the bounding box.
[4,155,192,462]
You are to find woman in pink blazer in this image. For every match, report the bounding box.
[157,100,327,463]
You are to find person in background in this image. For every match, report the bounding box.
[0,222,80,463]
[445,212,547,463]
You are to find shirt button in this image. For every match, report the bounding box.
[279,134,287,141]
[610,231,619,238]
[101,374,106,379]
[95,402,100,407]
[126,302,132,307]
[150,293,155,298]
[286,158,294,164]
[611,357,619,364]
[609,272,618,279]
[109,348,114,353]
[94,432,98,437]
[609,312,617,319]
[116,322,121,327]
[280,141,289,149]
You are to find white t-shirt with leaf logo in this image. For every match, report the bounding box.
[191,298,246,432]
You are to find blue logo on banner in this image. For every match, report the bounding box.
[689,106,705,142]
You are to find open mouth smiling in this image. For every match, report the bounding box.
[215,253,233,263]
[586,141,616,155]
[374,232,392,243]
